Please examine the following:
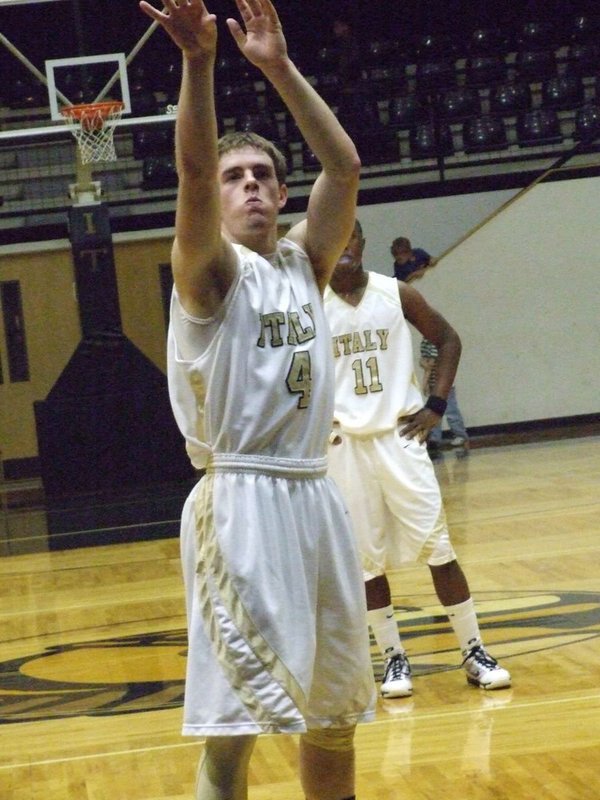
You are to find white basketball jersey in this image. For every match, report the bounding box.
[168,239,334,468]
[324,271,423,435]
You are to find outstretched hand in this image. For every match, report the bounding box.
[226,0,287,70]
[139,0,217,60]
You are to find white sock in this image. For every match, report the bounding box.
[367,605,404,659]
[444,597,483,657]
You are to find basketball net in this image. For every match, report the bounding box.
[60,101,124,164]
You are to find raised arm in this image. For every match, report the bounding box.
[139,0,237,317]
[227,0,360,291]
[397,282,462,442]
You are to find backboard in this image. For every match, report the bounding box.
[45,53,132,121]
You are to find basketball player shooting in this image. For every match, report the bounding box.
[138,1,376,799]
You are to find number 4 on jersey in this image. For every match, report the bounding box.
[287,350,312,408]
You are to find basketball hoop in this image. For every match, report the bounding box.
[60,100,124,164]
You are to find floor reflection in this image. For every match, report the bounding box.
[1,477,196,555]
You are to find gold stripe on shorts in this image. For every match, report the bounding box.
[194,475,307,726]
[417,505,449,564]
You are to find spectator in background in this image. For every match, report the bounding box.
[391,236,436,282]
[420,338,470,457]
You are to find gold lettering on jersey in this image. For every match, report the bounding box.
[352,332,365,353]
[287,304,316,345]
[257,312,286,347]
[333,333,353,356]
[363,330,378,351]
[376,329,389,350]
[257,304,315,348]
[332,328,390,357]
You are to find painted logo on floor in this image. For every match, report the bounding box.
[1,590,599,723]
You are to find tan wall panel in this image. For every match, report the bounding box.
[1,246,80,460]
[114,238,172,372]
[0,235,173,463]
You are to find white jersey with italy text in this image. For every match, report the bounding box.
[168,238,334,469]
[324,271,423,436]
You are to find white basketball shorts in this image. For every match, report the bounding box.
[328,428,456,579]
[179,456,376,737]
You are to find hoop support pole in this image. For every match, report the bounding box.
[70,148,102,205]
[94,20,159,104]
[0,31,72,107]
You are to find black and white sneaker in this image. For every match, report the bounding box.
[462,646,511,690]
[381,652,413,697]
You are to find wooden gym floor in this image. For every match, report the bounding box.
[1,435,599,799]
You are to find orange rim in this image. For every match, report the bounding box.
[60,101,124,121]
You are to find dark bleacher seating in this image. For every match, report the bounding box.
[388,92,427,130]
[62,71,97,106]
[315,73,342,105]
[132,127,173,160]
[234,110,280,142]
[216,54,253,84]
[541,75,585,112]
[277,141,294,176]
[5,4,600,253]
[127,66,160,116]
[142,155,178,190]
[516,19,557,51]
[574,103,600,143]
[313,46,341,78]
[216,81,260,116]
[337,96,382,133]
[353,130,399,166]
[438,87,480,121]
[413,30,457,95]
[468,27,508,56]
[568,14,600,44]
[335,97,398,166]
[281,113,301,145]
[415,58,457,95]
[490,81,532,115]
[566,43,600,78]
[301,143,320,172]
[464,54,508,87]
[409,121,454,159]
[414,32,457,61]
[130,88,160,117]
[262,82,287,114]
[157,60,182,96]
[363,39,400,70]
[366,66,407,102]
[514,49,557,82]
[462,115,508,153]
[516,109,563,147]
[5,78,46,109]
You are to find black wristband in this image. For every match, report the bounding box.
[425,395,447,416]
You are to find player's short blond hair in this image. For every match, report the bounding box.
[218,131,288,185]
